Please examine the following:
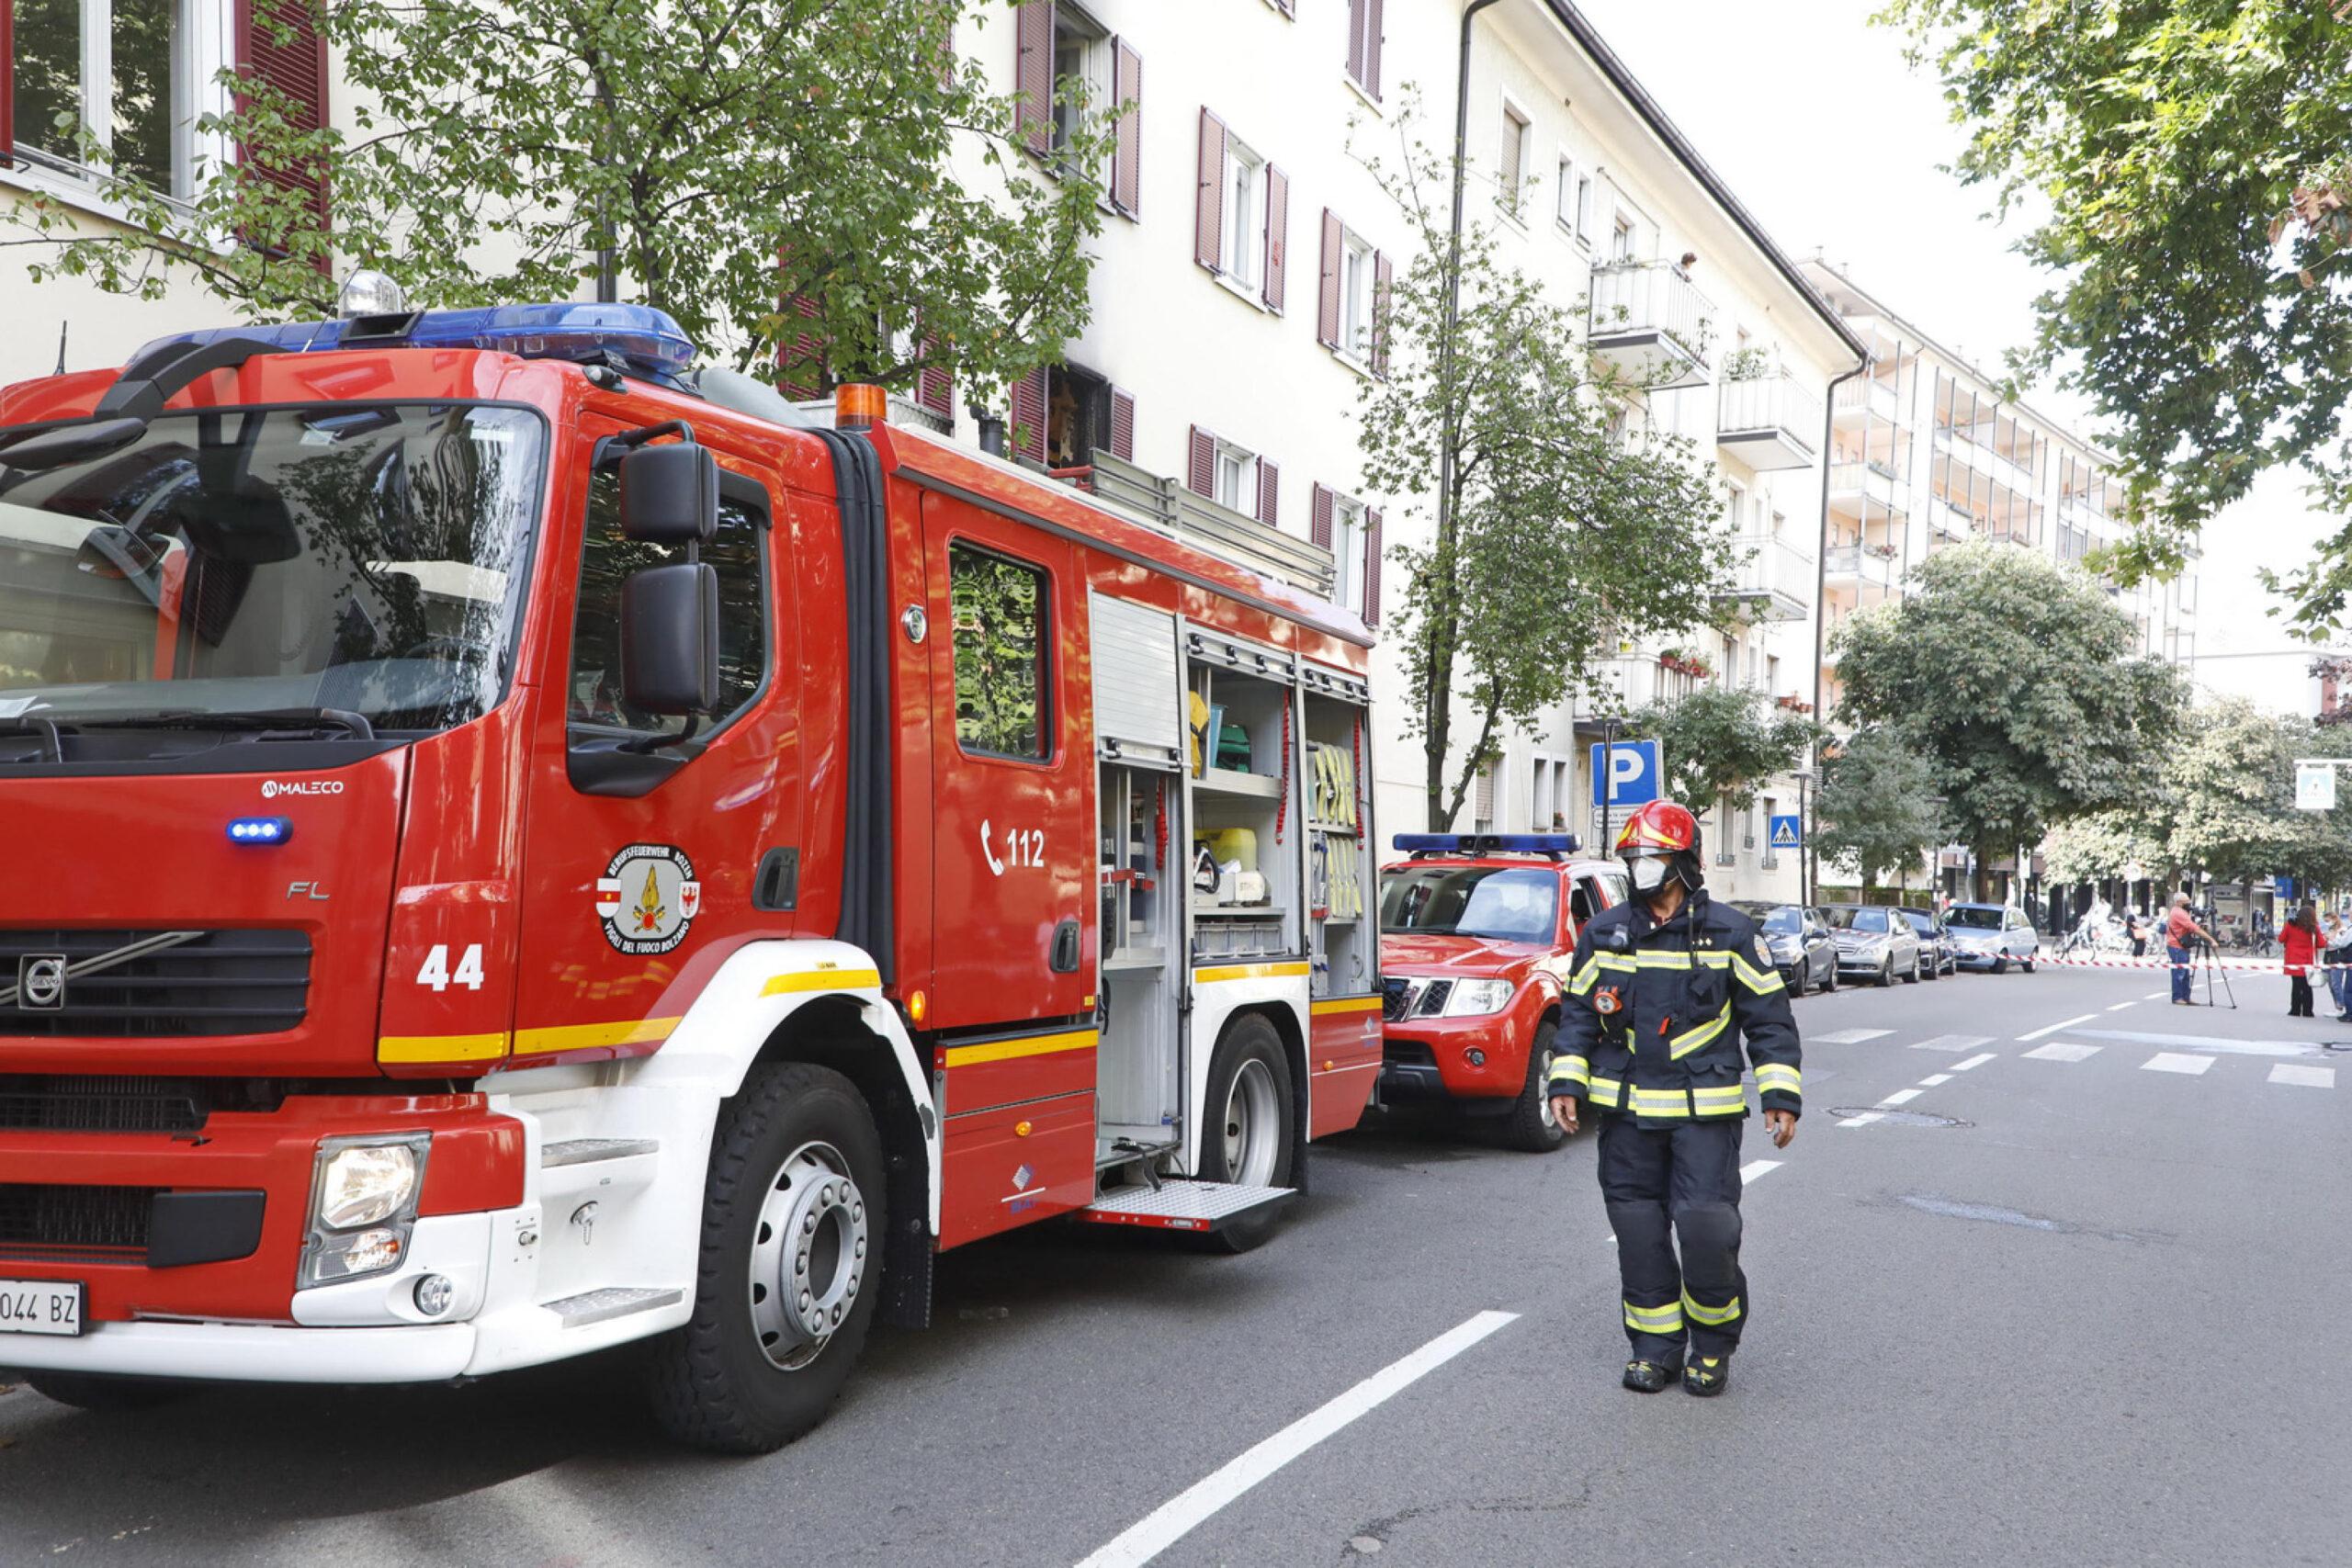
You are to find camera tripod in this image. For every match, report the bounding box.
[2188,939,2237,1010]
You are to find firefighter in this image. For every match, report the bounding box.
[1545,799,1801,1397]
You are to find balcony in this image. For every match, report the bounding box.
[1588,261,1713,391]
[1715,376,1817,471]
[1714,534,1814,624]
[1049,450,1336,598]
[1823,541,1901,591]
[1832,376,1902,428]
[1826,461,1908,525]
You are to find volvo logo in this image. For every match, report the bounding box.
[17,954,67,1010]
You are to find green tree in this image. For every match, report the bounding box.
[1833,542,2183,897]
[1880,0,2352,634]
[6,0,1111,403]
[1813,729,1949,896]
[1353,96,1734,829]
[1623,684,1817,817]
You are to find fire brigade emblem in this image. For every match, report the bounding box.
[1753,935,1773,968]
[594,844,702,955]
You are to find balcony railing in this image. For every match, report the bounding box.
[1826,462,1907,522]
[1715,534,1814,622]
[1588,261,1713,389]
[1823,542,1901,588]
[1715,376,1817,470]
[1833,377,1902,426]
[1047,449,1336,598]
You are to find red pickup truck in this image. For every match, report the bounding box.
[1374,835,1628,1151]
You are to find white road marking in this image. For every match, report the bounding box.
[2269,1064,2335,1089]
[1917,1073,1953,1086]
[1075,1310,1521,1568]
[1739,1159,1783,1182]
[1815,1028,1893,1044]
[2105,1001,2137,1012]
[2143,989,2172,1000]
[1908,1033,1992,1053]
[1879,1089,1924,1106]
[1838,1111,1883,1128]
[2023,1043,2101,1063]
[2018,1013,2100,1042]
[1951,1053,1997,1071]
[2142,1053,2214,1076]
[2073,1029,2316,1059]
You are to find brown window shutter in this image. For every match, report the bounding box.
[1262,164,1290,312]
[1256,459,1280,527]
[239,0,332,260]
[1010,367,1049,463]
[916,336,953,417]
[1317,209,1342,348]
[1364,0,1385,99]
[1310,483,1334,548]
[1,0,15,167]
[1346,0,1367,86]
[1109,388,1136,461]
[1363,508,1384,625]
[775,294,827,402]
[1188,425,1216,496]
[1372,250,1394,378]
[1015,1,1055,156]
[1113,39,1143,219]
[1195,107,1227,272]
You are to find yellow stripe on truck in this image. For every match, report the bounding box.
[1193,961,1311,985]
[512,1016,681,1056]
[378,1031,511,1064]
[941,1029,1099,1068]
[761,968,883,996]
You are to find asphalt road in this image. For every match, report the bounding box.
[5,957,2349,1566]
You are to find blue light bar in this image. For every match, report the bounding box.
[1393,832,1582,856]
[130,302,697,388]
[226,817,293,845]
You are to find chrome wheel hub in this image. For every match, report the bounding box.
[1221,1058,1281,1186]
[747,1140,868,1371]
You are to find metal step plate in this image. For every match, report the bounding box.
[542,1137,660,1168]
[541,1285,683,1328]
[1077,1179,1295,1234]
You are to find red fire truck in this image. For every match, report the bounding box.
[0,288,1382,1450]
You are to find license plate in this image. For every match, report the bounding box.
[0,1280,85,1337]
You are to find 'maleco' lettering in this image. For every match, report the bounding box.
[262,780,344,798]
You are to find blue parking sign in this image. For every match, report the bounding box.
[1769,814,1803,851]
[1589,739,1662,807]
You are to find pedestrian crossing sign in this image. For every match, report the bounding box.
[1769,814,1802,851]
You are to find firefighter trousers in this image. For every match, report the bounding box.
[1597,1115,1747,1361]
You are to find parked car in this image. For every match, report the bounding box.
[1376,835,1630,1151]
[1730,900,1838,994]
[1821,902,1924,986]
[1898,906,1955,977]
[1943,902,2040,972]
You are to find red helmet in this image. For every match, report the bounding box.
[1615,799,1704,896]
[1614,799,1699,855]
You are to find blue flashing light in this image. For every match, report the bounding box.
[227,817,293,845]
[130,301,697,388]
[1393,832,1582,857]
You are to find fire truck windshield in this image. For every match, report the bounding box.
[0,403,542,741]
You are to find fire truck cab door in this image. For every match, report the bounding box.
[918,491,1093,1032]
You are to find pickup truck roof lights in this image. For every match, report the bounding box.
[125,301,699,389]
[1393,833,1584,861]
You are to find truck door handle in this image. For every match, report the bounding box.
[752,848,798,911]
[1049,918,1081,974]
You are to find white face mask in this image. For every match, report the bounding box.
[1628,856,1669,894]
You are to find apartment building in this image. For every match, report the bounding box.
[1801,258,2201,713]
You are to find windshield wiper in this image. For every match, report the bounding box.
[76,706,378,740]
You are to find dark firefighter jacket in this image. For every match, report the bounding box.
[1544,889,1803,1126]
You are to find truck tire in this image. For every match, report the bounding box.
[648,1062,887,1454]
[1501,1019,1568,1153]
[23,1372,190,1413]
[1194,1012,1296,1254]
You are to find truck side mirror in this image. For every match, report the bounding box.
[618,442,718,544]
[621,561,718,714]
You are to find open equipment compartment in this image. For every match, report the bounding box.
[1301,661,1374,999]
[1183,626,1301,965]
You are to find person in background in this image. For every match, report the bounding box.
[2126,908,2148,959]
[2324,901,2352,1022]
[2281,901,2322,1019]
[2166,893,2214,1006]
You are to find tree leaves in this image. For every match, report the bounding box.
[1623,685,1818,816]
[1814,729,1950,893]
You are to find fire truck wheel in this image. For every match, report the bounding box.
[1502,1019,1568,1153]
[22,1372,192,1412]
[1194,1013,1295,1254]
[648,1061,887,1454]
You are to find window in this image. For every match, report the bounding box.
[1610,212,1634,261]
[570,468,768,744]
[1213,438,1259,513]
[949,544,1053,761]
[1498,105,1530,219]
[1345,0,1383,98]
[1575,173,1593,241]
[13,0,222,196]
[1223,134,1268,290]
[1339,228,1374,361]
[1555,156,1584,235]
[1049,5,1113,177]
[1330,495,1367,613]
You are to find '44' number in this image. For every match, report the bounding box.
[416,943,486,992]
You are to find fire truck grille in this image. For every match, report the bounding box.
[0,1184,157,1260]
[0,1076,210,1134]
[0,930,311,1037]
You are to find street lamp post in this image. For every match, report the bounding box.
[1792,769,1812,908]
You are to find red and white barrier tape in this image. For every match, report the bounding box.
[2017,951,2349,974]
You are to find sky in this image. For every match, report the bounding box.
[1570,0,2342,715]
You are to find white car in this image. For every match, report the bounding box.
[1943,903,2040,973]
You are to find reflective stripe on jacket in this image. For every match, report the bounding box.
[1546,889,1803,1125]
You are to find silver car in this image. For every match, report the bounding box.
[1822,903,1924,987]
[1942,902,2041,973]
